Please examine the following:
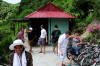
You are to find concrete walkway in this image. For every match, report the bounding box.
[32,46,60,66]
[24,40,79,66]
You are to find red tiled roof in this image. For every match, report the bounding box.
[25,3,75,18]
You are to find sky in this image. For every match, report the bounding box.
[3,0,21,4]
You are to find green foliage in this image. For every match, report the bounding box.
[85,34,93,42]
[18,9,33,18]
[85,14,93,24]
[52,0,95,33]
[0,35,12,54]
[93,0,100,19]
[0,2,19,19]
[19,0,51,14]
[0,35,13,64]
[0,0,100,64]
[0,1,20,64]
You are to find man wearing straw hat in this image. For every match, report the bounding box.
[9,39,33,66]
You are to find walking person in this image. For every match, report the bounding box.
[9,39,33,66]
[27,27,33,53]
[58,31,71,66]
[39,25,48,54]
[18,28,24,43]
[51,25,61,54]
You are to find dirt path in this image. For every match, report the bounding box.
[24,40,79,66]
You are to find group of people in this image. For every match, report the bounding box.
[8,25,48,66]
[18,27,33,52]
[8,24,83,66]
[9,27,34,66]
[51,25,82,66]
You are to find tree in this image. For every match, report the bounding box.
[93,0,100,19]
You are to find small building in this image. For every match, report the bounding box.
[25,3,75,45]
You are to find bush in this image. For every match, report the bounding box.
[0,35,13,64]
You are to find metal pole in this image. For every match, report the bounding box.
[50,18,51,45]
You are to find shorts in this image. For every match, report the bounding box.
[70,47,80,56]
[58,54,65,60]
[39,38,46,45]
[52,42,58,48]
[58,50,67,60]
[28,40,33,46]
[58,53,69,63]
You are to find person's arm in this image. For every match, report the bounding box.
[39,30,41,40]
[58,35,63,56]
[45,34,48,43]
[58,43,63,56]
[77,39,83,45]
[69,34,74,38]
[38,32,41,41]
[39,35,41,40]
[51,35,53,39]
[51,30,54,39]
[44,29,48,43]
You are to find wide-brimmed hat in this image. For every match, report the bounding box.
[9,39,25,50]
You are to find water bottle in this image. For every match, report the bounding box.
[75,47,78,54]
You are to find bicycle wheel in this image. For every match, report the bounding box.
[67,52,71,60]
[78,52,87,62]
[95,61,100,66]
[66,48,70,59]
[81,56,92,66]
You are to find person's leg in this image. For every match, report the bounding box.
[30,46,32,52]
[39,38,42,53]
[28,40,30,47]
[68,55,73,65]
[52,43,55,54]
[53,47,55,54]
[60,60,63,66]
[30,40,33,52]
[59,53,64,66]
[65,48,74,65]
[28,40,32,52]
[39,45,42,53]
[43,45,45,54]
[55,48,58,54]
[42,38,46,54]
[55,42,58,54]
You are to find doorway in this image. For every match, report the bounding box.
[29,18,48,46]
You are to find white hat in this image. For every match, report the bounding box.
[9,39,25,50]
[29,27,33,30]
